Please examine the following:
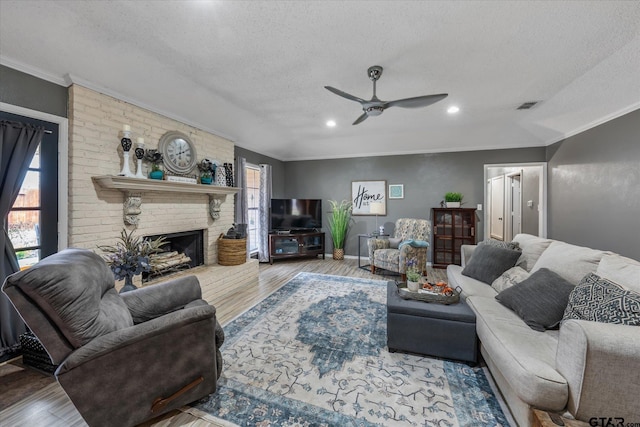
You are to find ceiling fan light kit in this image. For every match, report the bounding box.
[325,65,448,125]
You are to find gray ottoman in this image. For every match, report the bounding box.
[387,282,477,363]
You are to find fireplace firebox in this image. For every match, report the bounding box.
[143,229,204,281]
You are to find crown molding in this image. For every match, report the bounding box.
[0,56,68,86]
[547,102,640,145]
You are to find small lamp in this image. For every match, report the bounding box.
[369,202,385,235]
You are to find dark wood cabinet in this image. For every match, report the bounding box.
[268,231,325,264]
[432,208,477,268]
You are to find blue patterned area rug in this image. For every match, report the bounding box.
[188,272,510,426]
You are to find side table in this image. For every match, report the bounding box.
[357,233,389,271]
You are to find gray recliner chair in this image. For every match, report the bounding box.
[2,248,224,427]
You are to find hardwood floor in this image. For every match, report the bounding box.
[0,257,446,427]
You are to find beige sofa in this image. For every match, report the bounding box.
[446,234,640,427]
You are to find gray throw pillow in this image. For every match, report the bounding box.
[388,238,402,249]
[495,268,574,332]
[461,244,522,284]
[563,273,640,326]
[479,239,521,251]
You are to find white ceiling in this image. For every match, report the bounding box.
[1,1,639,161]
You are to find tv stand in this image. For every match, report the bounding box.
[268,231,325,264]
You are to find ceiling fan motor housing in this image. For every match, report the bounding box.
[368,65,383,81]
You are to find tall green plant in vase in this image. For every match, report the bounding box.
[327,200,353,260]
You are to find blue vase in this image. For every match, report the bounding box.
[201,176,212,185]
[149,170,164,180]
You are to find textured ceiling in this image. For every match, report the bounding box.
[1,1,639,161]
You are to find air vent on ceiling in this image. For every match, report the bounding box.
[517,101,539,110]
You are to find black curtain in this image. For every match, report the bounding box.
[0,120,44,359]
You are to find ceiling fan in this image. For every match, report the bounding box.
[325,65,448,125]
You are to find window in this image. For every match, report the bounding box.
[8,147,42,269]
[246,164,260,254]
[2,112,59,269]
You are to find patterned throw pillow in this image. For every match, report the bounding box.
[491,266,530,293]
[563,273,640,326]
[479,239,521,251]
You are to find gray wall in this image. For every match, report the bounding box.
[546,108,640,259]
[0,65,68,117]
[285,148,546,257]
[235,146,286,198]
[522,168,540,236]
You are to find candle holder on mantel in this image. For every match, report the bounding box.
[134,138,146,179]
[118,125,134,177]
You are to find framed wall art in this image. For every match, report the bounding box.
[388,184,404,199]
[351,180,386,215]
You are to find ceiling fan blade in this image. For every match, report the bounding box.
[385,93,448,109]
[352,113,369,125]
[325,86,366,104]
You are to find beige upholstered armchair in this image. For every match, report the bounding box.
[367,218,431,281]
[2,248,224,427]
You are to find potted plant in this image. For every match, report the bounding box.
[98,228,167,293]
[406,257,422,291]
[144,149,164,180]
[327,199,352,260]
[445,192,463,208]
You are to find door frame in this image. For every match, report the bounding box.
[488,175,505,240]
[1,102,69,250]
[483,162,547,240]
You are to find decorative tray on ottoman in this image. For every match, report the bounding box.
[397,282,461,305]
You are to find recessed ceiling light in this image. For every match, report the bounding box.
[447,106,460,114]
[326,120,336,127]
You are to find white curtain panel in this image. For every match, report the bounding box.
[234,156,249,253]
[258,164,272,262]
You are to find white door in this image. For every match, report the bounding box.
[490,176,505,240]
[508,174,522,241]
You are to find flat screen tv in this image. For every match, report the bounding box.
[270,199,322,232]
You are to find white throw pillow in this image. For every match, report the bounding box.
[491,266,530,293]
[511,234,553,272]
[530,241,609,285]
[596,254,640,294]
[388,238,402,249]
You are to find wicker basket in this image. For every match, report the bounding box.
[218,233,247,266]
[20,332,58,374]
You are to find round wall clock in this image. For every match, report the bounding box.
[158,131,198,174]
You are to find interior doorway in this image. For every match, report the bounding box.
[484,163,547,241]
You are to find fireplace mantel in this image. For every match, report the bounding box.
[92,175,239,225]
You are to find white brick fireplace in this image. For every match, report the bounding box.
[67,85,257,289]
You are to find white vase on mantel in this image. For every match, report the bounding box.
[446,202,460,208]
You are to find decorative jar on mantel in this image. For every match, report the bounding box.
[149,168,164,180]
